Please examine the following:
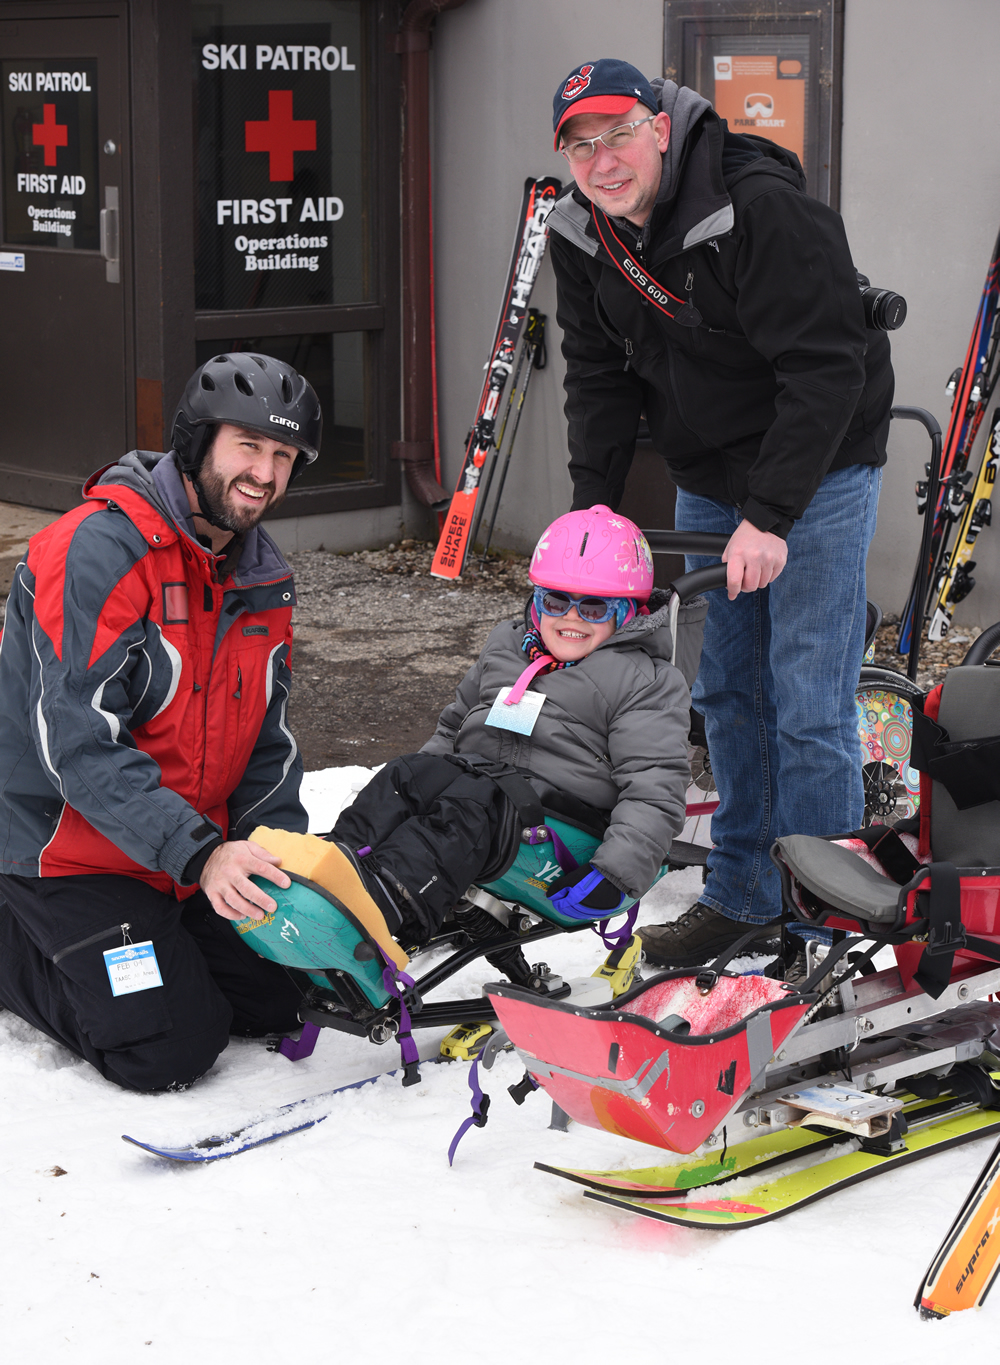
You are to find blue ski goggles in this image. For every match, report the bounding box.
[533,587,632,627]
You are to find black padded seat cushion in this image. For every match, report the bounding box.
[931,668,1000,867]
[772,835,902,925]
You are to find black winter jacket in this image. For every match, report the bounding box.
[549,88,894,537]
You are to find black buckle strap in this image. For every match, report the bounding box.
[915,862,967,999]
[444,753,546,829]
[910,702,1000,809]
[696,915,787,990]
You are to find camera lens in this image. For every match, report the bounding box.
[860,286,907,331]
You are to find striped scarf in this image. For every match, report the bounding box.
[521,626,578,676]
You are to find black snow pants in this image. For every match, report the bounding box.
[0,873,306,1092]
[331,753,522,941]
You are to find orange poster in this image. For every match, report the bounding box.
[711,54,805,166]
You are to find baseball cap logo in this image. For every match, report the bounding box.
[562,64,594,101]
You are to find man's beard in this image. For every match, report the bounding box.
[195,459,286,533]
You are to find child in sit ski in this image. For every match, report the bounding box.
[321,504,691,945]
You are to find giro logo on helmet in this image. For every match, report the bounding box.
[269,415,300,430]
[562,65,594,100]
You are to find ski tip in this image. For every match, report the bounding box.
[121,1133,205,1162]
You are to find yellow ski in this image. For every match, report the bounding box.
[536,1124,842,1196]
[577,1108,1000,1229]
[928,407,1000,641]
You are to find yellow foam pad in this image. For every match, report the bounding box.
[250,826,409,971]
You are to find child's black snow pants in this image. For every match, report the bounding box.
[331,752,521,942]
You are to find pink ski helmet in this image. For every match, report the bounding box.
[529,505,654,604]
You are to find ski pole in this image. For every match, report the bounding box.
[466,322,535,557]
[478,311,548,565]
[891,406,943,680]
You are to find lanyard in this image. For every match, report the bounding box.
[590,205,703,328]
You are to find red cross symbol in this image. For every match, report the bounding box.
[32,103,68,166]
[244,90,316,182]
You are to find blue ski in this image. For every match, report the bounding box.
[122,1060,447,1162]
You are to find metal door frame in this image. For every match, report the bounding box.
[0,0,134,507]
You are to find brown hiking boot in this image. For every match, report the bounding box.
[638,902,780,970]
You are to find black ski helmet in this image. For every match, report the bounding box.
[171,353,323,483]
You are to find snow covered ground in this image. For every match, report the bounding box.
[2,767,996,1361]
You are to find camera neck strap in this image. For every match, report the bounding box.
[590,205,703,329]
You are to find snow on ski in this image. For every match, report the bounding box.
[430,175,561,580]
[898,222,1000,655]
[916,1133,1000,1317]
[122,1057,457,1163]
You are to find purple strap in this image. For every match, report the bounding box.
[593,902,639,950]
[447,1057,491,1166]
[547,828,578,875]
[356,845,373,858]
[378,950,422,1085]
[279,1020,321,1062]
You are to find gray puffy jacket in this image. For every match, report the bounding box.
[421,598,690,898]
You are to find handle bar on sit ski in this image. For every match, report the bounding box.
[642,528,731,605]
[642,530,731,670]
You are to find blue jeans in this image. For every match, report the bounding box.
[674,464,882,925]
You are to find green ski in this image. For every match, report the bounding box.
[535,1123,843,1196]
[579,1108,1000,1229]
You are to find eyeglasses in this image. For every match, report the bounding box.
[534,587,624,625]
[560,115,657,165]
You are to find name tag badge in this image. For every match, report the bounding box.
[104,941,163,997]
[486,686,546,736]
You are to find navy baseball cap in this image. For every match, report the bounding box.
[552,59,658,149]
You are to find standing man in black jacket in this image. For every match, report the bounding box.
[548,59,893,966]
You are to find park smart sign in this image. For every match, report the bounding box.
[711,54,805,168]
[2,60,99,251]
[194,15,364,311]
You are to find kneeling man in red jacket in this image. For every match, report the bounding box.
[0,354,322,1091]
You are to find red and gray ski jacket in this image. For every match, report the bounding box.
[0,451,307,895]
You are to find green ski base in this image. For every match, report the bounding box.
[536,1122,842,1196]
[540,1107,1000,1229]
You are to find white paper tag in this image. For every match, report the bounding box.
[485,686,546,736]
[104,941,163,997]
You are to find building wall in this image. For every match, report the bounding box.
[841,0,1000,627]
[429,0,661,555]
[426,0,1000,634]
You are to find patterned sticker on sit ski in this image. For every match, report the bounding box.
[856,686,920,822]
[104,941,164,997]
[486,687,546,736]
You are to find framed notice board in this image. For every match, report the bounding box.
[663,0,843,207]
